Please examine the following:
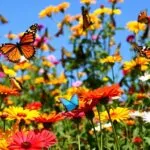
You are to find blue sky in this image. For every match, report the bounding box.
[0,0,149,63]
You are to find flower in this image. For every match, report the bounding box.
[62,111,85,119]
[39,2,70,18]
[25,102,42,110]
[96,107,130,123]
[4,106,39,122]
[5,32,17,40]
[8,129,57,149]
[46,55,60,65]
[139,73,150,82]
[123,57,150,73]
[80,0,96,5]
[2,66,16,77]
[92,122,112,132]
[126,35,135,43]
[142,111,150,123]
[72,81,82,87]
[129,110,143,119]
[94,7,121,15]
[100,55,122,64]
[132,137,143,144]
[35,112,64,124]
[126,21,146,34]
[0,84,19,96]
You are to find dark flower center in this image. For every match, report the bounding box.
[21,141,31,148]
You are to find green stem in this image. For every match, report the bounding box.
[104,105,120,150]
[89,118,100,150]
[111,65,115,82]
[77,123,81,150]
[96,106,103,150]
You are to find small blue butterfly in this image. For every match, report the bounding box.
[59,94,79,111]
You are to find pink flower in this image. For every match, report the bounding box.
[46,55,60,65]
[72,81,82,87]
[8,129,57,149]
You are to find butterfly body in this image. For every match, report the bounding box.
[81,6,93,31]
[59,94,79,111]
[0,24,38,63]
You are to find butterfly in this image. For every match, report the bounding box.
[59,94,79,111]
[0,24,38,63]
[0,14,8,24]
[10,77,22,91]
[81,6,93,31]
[138,10,149,24]
[132,42,150,58]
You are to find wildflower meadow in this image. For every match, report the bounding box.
[0,0,150,149]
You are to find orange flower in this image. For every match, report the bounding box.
[79,84,122,113]
[0,84,19,96]
[35,111,64,123]
[81,84,122,103]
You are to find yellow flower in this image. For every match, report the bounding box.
[71,24,86,37]
[126,21,146,34]
[57,2,70,12]
[14,62,32,71]
[79,13,101,30]
[39,2,70,18]
[42,60,54,67]
[39,6,54,18]
[95,107,130,123]
[34,77,45,84]
[16,74,31,82]
[5,32,17,40]
[94,7,121,15]
[100,55,122,64]
[123,57,149,72]
[3,66,16,77]
[48,72,67,85]
[80,0,96,4]
[0,139,8,150]
[4,106,39,122]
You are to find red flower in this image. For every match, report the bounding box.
[25,102,42,110]
[8,129,57,149]
[132,136,143,144]
[62,111,85,119]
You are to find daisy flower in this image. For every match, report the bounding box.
[8,130,57,149]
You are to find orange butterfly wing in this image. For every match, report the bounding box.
[0,43,21,62]
[138,10,149,24]
[0,24,38,63]
[21,45,35,59]
[19,24,38,59]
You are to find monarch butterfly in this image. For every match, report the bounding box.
[10,77,22,91]
[81,6,93,31]
[138,10,149,24]
[132,42,150,58]
[0,24,38,63]
[59,94,79,111]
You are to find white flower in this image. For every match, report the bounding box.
[129,111,143,118]
[142,112,150,123]
[139,73,150,82]
[93,122,112,132]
